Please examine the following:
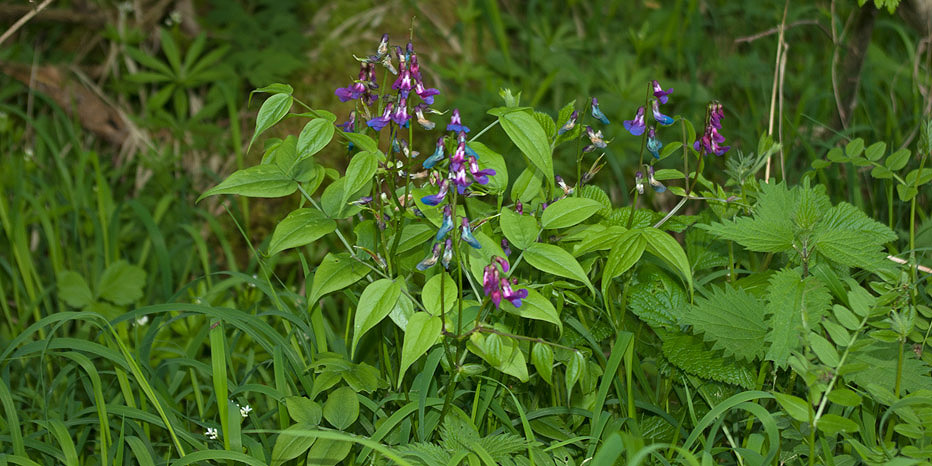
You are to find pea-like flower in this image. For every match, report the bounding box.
[623,106,646,136]
[648,166,666,193]
[651,80,674,104]
[501,238,511,256]
[452,164,472,193]
[646,127,662,159]
[558,110,578,135]
[591,97,610,125]
[415,81,440,105]
[435,205,454,241]
[635,171,645,194]
[583,126,608,153]
[492,256,510,273]
[651,99,674,126]
[423,137,446,169]
[414,104,435,130]
[446,108,470,133]
[441,239,453,269]
[335,63,369,102]
[693,102,730,156]
[460,217,481,249]
[391,98,410,126]
[366,102,394,131]
[338,110,356,132]
[483,265,502,307]
[416,242,443,271]
[468,156,496,184]
[392,67,414,97]
[421,178,449,206]
[500,278,528,308]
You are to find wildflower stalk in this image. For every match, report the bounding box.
[626,82,654,229]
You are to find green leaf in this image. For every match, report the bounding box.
[341,132,380,154]
[320,176,367,219]
[602,229,646,295]
[845,138,864,158]
[511,167,544,204]
[531,343,554,385]
[847,345,932,394]
[97,260,146,306]
[683,284,767,362]
[500,208,539,250]
[524,243,594,292]
[498,111,554,184]
[864,142,886,161]
[827,388,862,407]
[199,164,297,200]
[351,279,402,357]
[323,387,359,430]
[470,142,508,193]
[833,304,861,330]
[297,119,335,160]
[826,147,847,163]
[421,273,457,317]
[541,197,603,229]
[897,184,919,202]
[765,269,832,367]
[57,271,93,308]
[284,397,322,425]
[773,392,811,423]
[640,228,693,291]
[467,332,529,382]
[870,165,894,179]
[574,225,625,256]
[270,423,316,466]
[341,151,379,207]
[808,332,840,367]
[306,438,352,466]
[501,288,562,332]
[701,182,796,252]
[627,268,688,329]
[398,312,442,387]
[308,253,370,304]
[250,93,293,152]
[534,111,557,140]
[811,202,896,270]
[268,209,336,255]
[816,414,859,435]
[659,330,756,389]
[252,83,293,95]
[565,351,585,395]
[885,148,911,171]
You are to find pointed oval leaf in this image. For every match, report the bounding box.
[297,119,335,160]
[816,414,860,435]
[284,397,322,425]
[808,332,840,367]
[323,387,359,430]
[499,111,554,184]
[97,260,146,306]
[541,197,603,229]
[640,228,693,291]
[269,209,336,255]
[500,208,539,250]
[250,93,293,151]
[885,148,911,171]
[352,279,402,357]
[773,393,811,423]
[602,228,646,289]
[308,253,369,304]
[531,342,554,385]
[341,132,380,154]
[421,273,457,317]
[306,438,352,466]
[341,151,379,207]
[398,312,442,387]
[270,423,317,466]
[524,243,594,292]
[501,288,561,332]
[199,165,296,201]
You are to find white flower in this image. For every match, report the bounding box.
[135,315,149,326]
[205,427,218,440]
[239,404,252,418]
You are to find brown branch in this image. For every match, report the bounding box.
[0,0,56,47]
[734,19,830,44]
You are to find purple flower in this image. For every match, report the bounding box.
[414,104,435,130]
[500,278,528,308]
[441,239,453,269]
[468,157,496,184]
[647,126,662,159]
[338,110,356,132]
[421,179,449,206]
[435,205,454,241]
[409,50,422,81]
[416,242,442,271]
[391,98,410,126]
[450,137,467,172]
[635,171,645,195]
[583,126,607,153]
[492,256,510,273]
[457,131,478,158]
[591,97,610,125]
[651,100,674,126]
[423,137,446,169]
[452,165,472,194]
[392,68,414,97]
[648,166,666,193]
[558,110,578,135]
[623,106,646,136]
[483,265,500,295]
[651,80,674,105]
[514,201,523,215]
[335,64,369,102]
[367,102,394,131]
[414,81,440,105]
[351,196,373,206]
[447,108,470,133]
[460,218,481,249]
[693,102,730,156]
[501,238,511,256]
[376,33,390,59]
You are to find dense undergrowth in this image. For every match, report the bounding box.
[1,1,931,465]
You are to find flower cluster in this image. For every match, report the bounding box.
[623,80,675,137]
[416,205,481,271]
[482,256,528,308]
[694,101,730,156]
[419,111,495,200]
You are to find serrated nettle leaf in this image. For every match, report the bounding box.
[885,148,911,171]
[531,342,554,385]
[534,111,557,140]
[421,273,457,317]
[270,422,317,466]
[864,141,886,161]
[500,207,539,250]
[97,260,146,306]
[341,151,379,207]
[627,268,688,329]
[398,312,442,387]
[284,396,322,425]
[501,288,562,332]
[658,330,756,389]
[57,271,94,308]
[306,438,352,466]
[773,392,811,423]
[499,110,554,184]
[808,332,840,367]
[352,279,402,357]
[308,253,370,304]
[199,164,297,200]
[297,118,335,160]
[765,269,832,367]
[524,242,594,292]
[511,167,544,205]
[268,208,336,255]
[811,202,896,270]
[602,229,646,294]
[845,138,864,157]
[541,197,602,229]
[684,283,767,362]
[700,182,796,253]
[640,228,693,291]
[250,93,293,152]
[323,386,359,430]
[467,332,529,382]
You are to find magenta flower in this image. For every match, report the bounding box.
[452,165,472,194]
[391,98,410,126]
[492,256,510,273]
[693,102,730,156]
[623,106,646,136]
[651,100,674,126]
[335,64,369,102]
[591,97,610,125]
[514,201,523,215]
[338,110,356,132]
[392,68,414,97]
[500,279,528,307]
[651,80,674,104]
[367,102,394,131]
[414,81,440,105]
[483,265,500,295]
[468,157,495,184]
[446,108,470,133]
[501,238,511,256]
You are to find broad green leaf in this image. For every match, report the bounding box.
[351,279,402,357]
[524,243,594,292]
[683,284,767,362]
[827,388,862,407]
[534,111,556,140]
[641,228,693,290]
[341,132,380,154]
[467,332,529,382]
[541,197,603,229]
[470,142,508,193]
[816,414,859,435]
[833,304,861,330]
[421,273,457,317]
[765,269,832,367]
[811,202,896,270]
[565,351,585,395]
[297,119,335,160]
[270,423,316,466]
[499,111,554,183]
[602,229,646,296]
[199,165,297,200]
[864,141,886,161]
[511,167,544,204]
[531,342,554,385]
[574,225,626,256]
[808,332,840,367]
[268,209,336,255]
[250,93,292,151]
[388,223,434,254]
[659,330,756,389]
[501,288,562,332]
[773,392,811,423]
[388,293,414,329]
[398,312,442,387]
[252,83,293,95]
[284,397,322,425]
[308,253,369,303]
[845,138,864,157]
[848,345,932,394]
[885,148,911,171]
[306,438,352,466]
[97,260,146,306]
[627,267,688,329]
[500,207,539,250]
[700,182,796,253]
[323,387,359,430]
[821,320,850,346]
[870,165,894,179]
[320,176,367,219]
[897,184,919,202]
[57,271,93,308]
[341,151,379,207]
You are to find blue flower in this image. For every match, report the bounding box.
[651,100,674,126]
[446,108,470,133]
[651,80,674,105]
[646,127,662,159]
[416,242,442,271]
[338,110,356,132]
[591,97,610,125]
[435,205,454,241]
[460,217,481,249]
[441,239,453,269]
[623,106,646,136]
[423,137,446,169]
[367,102,394,131]
[421,179,449,206]
[558,110,578,135]
[648,166,666,193]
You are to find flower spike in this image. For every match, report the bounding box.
[591,97,610,125]
[623,106,646,136]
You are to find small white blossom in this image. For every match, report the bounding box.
[205,427,218,440]
[135,315,149,326]
[239,404,252,418]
